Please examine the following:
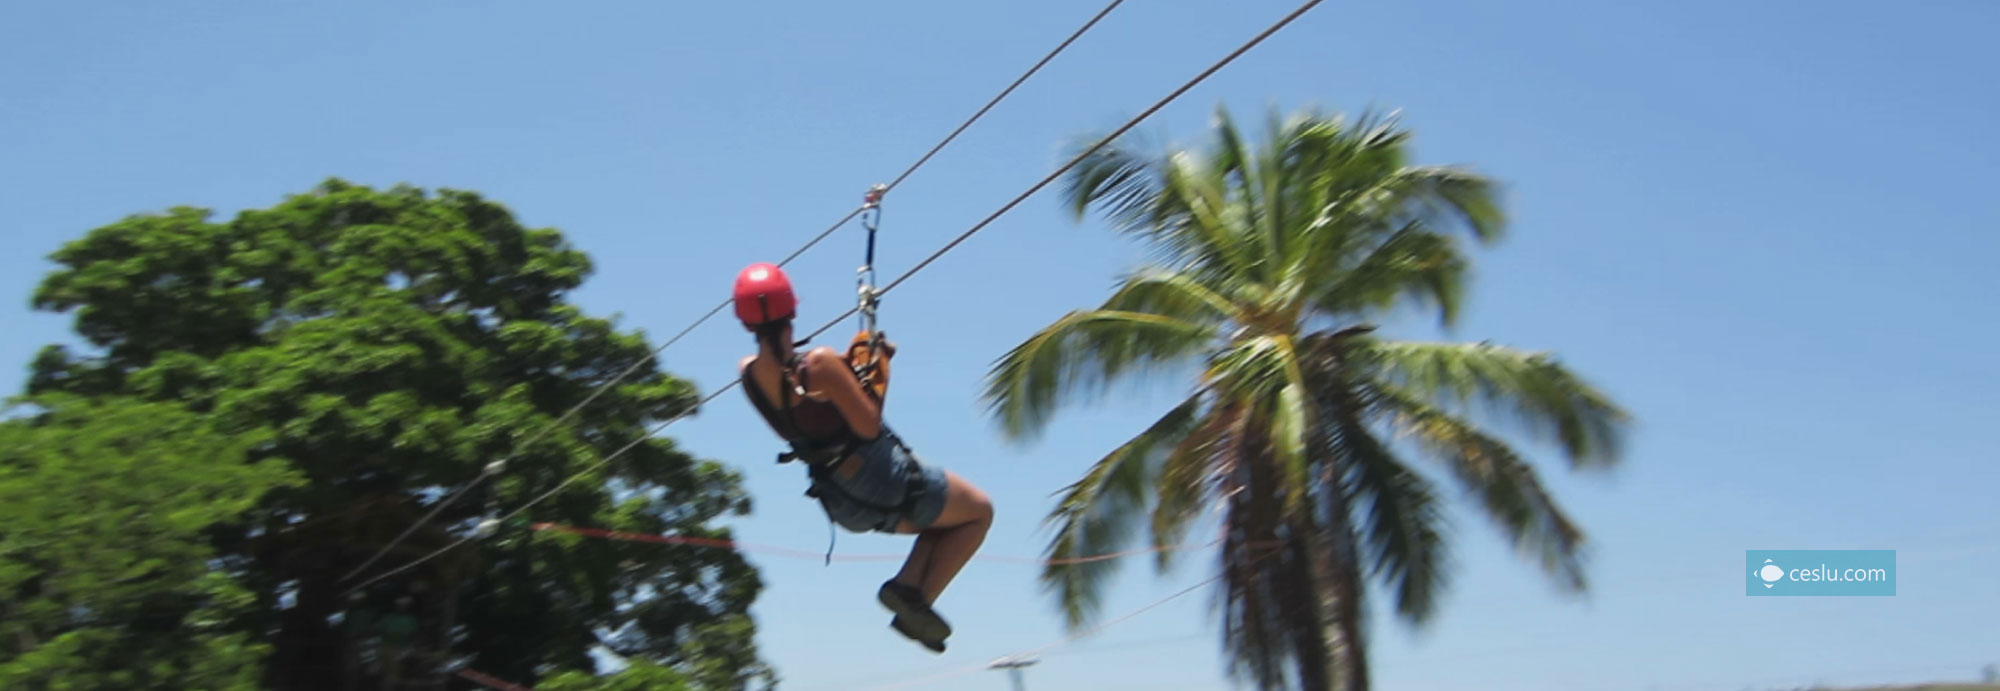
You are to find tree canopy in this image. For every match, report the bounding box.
[1,394,298,690]
[11,179,772,690]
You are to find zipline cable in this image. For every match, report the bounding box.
[342,0,1324,596]
[336,0,1128,585]
[879,0,1127,193]
[797,0,1330,345]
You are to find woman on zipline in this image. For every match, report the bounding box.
[730,262,993,653]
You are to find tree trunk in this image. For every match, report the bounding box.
[271,574,346,691]
[1278,515,1335,691]
[1314,484,1370,691]
[428,579,460,689]
[1239,425,1342,691]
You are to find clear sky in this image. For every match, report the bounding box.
[4,1,1996,690]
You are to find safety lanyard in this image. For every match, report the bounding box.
[852,184,888,393]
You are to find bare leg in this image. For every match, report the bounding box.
[893,471,993,604]
[892,530,941,589]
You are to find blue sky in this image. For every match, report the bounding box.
[4,1,1997,690]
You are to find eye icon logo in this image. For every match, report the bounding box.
[1755,559,1784,588]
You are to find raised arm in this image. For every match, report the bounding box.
[802,346,883,440]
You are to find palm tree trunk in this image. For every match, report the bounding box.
[1309,361,1376,691]
[1313,487,1370,691]
[1239,425,1351,691]
[1277,516,1334,691]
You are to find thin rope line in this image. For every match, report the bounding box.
[528,522,1225,565]
[455,668,532,691]
[340,385,736,596]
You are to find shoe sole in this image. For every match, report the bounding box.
[891,616,947,653]
[878,584,951,643]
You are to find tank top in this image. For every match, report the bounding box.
[740,355,862,464]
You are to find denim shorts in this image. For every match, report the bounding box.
[809,427,949,534]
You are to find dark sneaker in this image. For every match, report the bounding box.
[877,581,950,644]
[891,616,947,653]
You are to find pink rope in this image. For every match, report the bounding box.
[529,522,1215,566]
[456,667,532,691]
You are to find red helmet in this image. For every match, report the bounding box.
[732,262,796,326]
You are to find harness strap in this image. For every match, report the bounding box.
[799,433,928,517]
[739,357,859,467]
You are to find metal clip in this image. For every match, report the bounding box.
[856,276,879,312]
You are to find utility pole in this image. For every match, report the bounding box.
[987,655,1039,691]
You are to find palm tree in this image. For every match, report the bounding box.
[980,105,1631,691]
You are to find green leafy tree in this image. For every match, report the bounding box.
[0,394,301,690]
[539,660,694,691]
[25,179,772,690]
[981,107,1630,691]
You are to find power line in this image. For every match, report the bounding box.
[335,0,1128,587]
[344,0,1323,601]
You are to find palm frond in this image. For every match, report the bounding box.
[1220,107,1284,287]
[1100,268,1247,327]
[1318,385,1450,625]
[1040,394,1206,628]
[1299,165,1503,302]
[1312,221,1468,326]
[981,310,1217,441]
[1349,340,1628,468]
[1205,335,1290,398]
[1059,129,1260,282]
[1368,383,1591,592]
[1319,163,1505,250]
[1403,164,1506,243]
[1162,150,1265,283]
[1058,133,1166,231]
[1150,404,1237,574]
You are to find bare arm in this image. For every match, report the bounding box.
[802,347,882,440]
